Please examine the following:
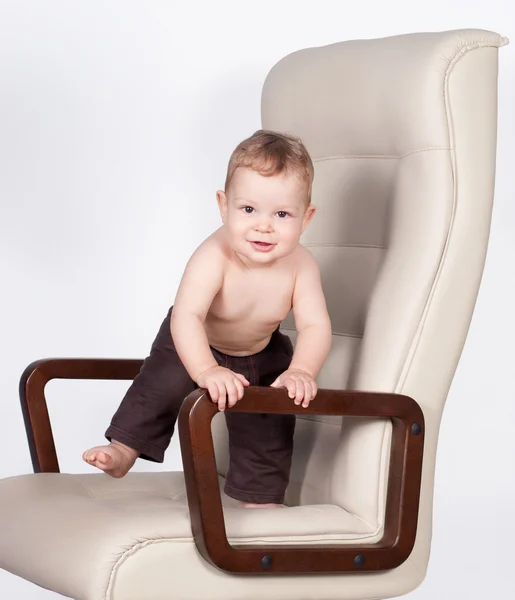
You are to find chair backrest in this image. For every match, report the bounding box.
[213,28,506,572]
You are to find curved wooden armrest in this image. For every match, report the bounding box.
[19,358,143,473]
[178,387,424,574]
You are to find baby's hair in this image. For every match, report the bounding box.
[224,130,314,204]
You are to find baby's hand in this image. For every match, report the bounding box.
[196,366,250,411]
[270,368,317,408]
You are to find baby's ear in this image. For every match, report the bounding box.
[216,190,228,222]
[301,204,316,232]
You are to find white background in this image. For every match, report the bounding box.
[0,1,514,598]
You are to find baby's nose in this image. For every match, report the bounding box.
[255,220,273,232]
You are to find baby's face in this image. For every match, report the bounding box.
[217,167,315,266]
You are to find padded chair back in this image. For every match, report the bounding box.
[213,28,506,573]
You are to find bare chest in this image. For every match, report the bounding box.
[209,267,294,325]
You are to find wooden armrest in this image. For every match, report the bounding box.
[178,387,424,574]
[19,358,143,473]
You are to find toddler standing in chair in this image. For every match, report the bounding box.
[83,130,332,507]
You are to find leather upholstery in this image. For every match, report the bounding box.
[0,29,507,600]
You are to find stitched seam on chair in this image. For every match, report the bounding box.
[375,420,391,531]
[296,415,342,425]
[78,480,187,501]
[312,45,504,166]
[408,556,423,577]
[232,529,383,543]
[312,147,450,161]
[337,421,389,533]
[371,42,504,537]
[394,42,497,395]
[78,479,96,499]
[281,326,362,339]
[340,511,377,530]
[104,530,387,597]
[104,539,192,600]
[82,490,186,500]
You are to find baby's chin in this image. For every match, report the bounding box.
[247,249,292,267]
[232,247,280,267]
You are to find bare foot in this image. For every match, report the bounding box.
[241,502,283,508]
[82,440,139,478]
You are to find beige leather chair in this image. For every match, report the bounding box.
[0,29,508,600]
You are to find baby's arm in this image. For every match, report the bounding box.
[289,250,332,378]
[171,243,249,409]
[271,250,332,407]
[171,243,223,380]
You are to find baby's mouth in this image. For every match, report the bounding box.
[249,240,276,252]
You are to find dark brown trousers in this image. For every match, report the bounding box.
[105,306,296,504]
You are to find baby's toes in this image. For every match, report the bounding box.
[96,451,111,466]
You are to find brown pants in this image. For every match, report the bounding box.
[105,306,296,504]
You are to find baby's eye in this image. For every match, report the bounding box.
[276,211,289,218]
[242,206,254,214]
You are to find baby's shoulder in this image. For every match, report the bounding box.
[290,244,318,271]
[288,245,321,288]
[193,229,227,256]
[186,230,227,272]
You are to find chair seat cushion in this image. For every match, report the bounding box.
[0,471,383,599]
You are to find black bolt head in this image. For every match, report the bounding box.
[412,423,422,435]
[354,554,365,567]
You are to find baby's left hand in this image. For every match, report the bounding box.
[270,368,317,408]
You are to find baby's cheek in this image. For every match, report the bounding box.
[283,228,301,246]
[233,222,248,236]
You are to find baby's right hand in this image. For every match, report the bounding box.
[196,366,250,411]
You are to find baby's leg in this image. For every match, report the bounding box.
[224,410,295,506]
[83,306,196,475]
[223,330,295,508]
[82,440,139,478]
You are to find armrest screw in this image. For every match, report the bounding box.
[261,555,273,569]
[354,554,365,567]
[411,423,422,435]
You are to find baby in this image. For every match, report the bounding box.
[83,130,332,507]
